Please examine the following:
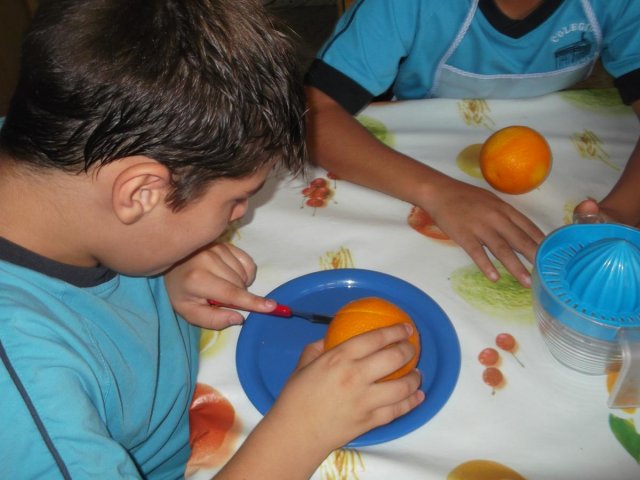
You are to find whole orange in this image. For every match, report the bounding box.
[324,297,420,382]
[479,125,552,194]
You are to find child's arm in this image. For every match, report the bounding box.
[164,242,276,329]
[574,100,640,226]
[215,323,424,479]
[306,87,544,287]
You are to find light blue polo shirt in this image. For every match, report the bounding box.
[307,0,640,113]
[0,237,200,479]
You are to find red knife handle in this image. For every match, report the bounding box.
[270,304,292,317]
[207,300,292,318]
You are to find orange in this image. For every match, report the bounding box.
[479,125,552,194]
[324,297,420,382]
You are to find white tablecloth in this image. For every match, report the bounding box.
[188,89,640,480]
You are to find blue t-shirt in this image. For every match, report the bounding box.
[0,237,200,479]
[307,0,640,113]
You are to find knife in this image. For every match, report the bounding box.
[207,300,333,324]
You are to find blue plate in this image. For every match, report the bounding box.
[235,268,461,447]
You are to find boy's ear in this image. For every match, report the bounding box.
[111,161,171,225]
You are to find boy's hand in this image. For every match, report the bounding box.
[305,87,543,289]
[422,175,544,288]
[222,324,424,478]
[164,243,276,329]
[266,323,424,455]
[574,197,640,227]
[573,198,613,224]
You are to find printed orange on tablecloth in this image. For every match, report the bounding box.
[186,382,240,476]
[408,205,452,242]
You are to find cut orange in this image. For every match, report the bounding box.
[324,297,420,382]
[479,125,552,194]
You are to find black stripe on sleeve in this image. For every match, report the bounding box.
[0,340,72,480]
[305,59,374,115]
[614,69,640,105]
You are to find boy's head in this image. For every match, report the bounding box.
[0,0,307,210]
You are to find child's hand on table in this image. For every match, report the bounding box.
[420,174,544,287]
[305,87,544,289]
[164,242,275,330]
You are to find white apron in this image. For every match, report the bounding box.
[431,0,602,99]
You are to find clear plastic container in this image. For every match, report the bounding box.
[533,224,640,408]
[533,298,623,374]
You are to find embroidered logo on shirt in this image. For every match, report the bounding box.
[553,30,594,68]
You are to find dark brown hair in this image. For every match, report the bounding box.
[0,0,307,209]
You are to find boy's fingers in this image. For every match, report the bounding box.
[189,289,276,329]
[224,244,258,285]
[181,265,247,301]
[182,267,268,311]
[296,339,325,369]
[463,240,500,282]
[369,369,422,406]
[460,228,533,288]
[369,380,425,428]
[208,289,276,315]
[209,243,257,285]
[357,340,417,384]
[487,241,532,288]
[182,303,245,329]
[573,198,613,224]
[510,212,545,246]
[326,323,412,360]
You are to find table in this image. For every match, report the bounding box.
[187,89,640,480]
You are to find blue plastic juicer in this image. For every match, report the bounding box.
[533,223,640,408]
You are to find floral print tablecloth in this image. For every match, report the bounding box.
[188,89,640,480]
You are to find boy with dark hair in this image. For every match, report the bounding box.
[0,1,423,478]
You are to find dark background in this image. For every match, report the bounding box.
[0,0,613,117]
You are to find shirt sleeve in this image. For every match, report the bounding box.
[599,0,640,104]
[305,0,422,113]
[0,336,142,479]
[305,59,374,115]
[613,70,640,106]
